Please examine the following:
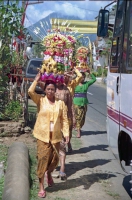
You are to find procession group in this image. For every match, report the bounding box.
[28,32,96,198]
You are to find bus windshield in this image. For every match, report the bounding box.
[113,0,125,37]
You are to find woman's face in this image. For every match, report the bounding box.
[45,84,56,99]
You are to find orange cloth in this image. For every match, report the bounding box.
[67,69,82,96]
[28,80,69,144]
[37,139,60,178]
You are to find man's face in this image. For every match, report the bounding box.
[64,75,69,84]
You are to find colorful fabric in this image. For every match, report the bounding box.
[74,104,87,129]
[28,80,69,143]
[73,74,96,106]
[37,139,60,178]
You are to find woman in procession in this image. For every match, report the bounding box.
[73,70,96,138]
[28,72,69,198]
[55,77,75,180]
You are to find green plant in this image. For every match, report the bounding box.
[97,67,104,77]
[4,100,22,121]
[106,191,120,199]
[11,50,24,67]
[91,71,98,77]
[0,1,25,119]
[32,43,46,58]
[103,68,108,77]
[0,176,4,199]
[0,144,8,200]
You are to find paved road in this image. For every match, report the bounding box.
[81,83,132,199]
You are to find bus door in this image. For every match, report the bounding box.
[120,1,132,139]
[107,0,126,158]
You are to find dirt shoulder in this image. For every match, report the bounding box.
[0,97,122,200]
[0,131,120,200]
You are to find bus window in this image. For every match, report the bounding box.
[122,1,132,73]
[111,40,117,66]
[113,0,125,37]
[110,37,121,73]
[127,2,132,71]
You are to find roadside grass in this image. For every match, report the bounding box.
[0,176,4,199]
[106,190,120,199]
[99,179,120,199]
[0,144,8,200]
[99,179,111,187]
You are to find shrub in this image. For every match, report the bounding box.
[4,100,22,121]
[97,67,104,76]
[92,71,98,77]
[103,68,108,76]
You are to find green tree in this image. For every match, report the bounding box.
[0,0,25,120]
[32,43,46,58]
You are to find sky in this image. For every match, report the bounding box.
[24,0,113,27]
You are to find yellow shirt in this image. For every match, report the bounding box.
[28,80,69,144]
[67,69,82,97]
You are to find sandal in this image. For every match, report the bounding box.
[59,171,67,181]
[38,190,46,198]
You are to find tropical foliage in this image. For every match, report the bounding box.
[0,0,25,120]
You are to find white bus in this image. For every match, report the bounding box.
[97,0,132,186]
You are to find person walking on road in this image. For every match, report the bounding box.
[63,67,82,152]
[55,80,74,180]
[28,73,69,198]
[73,70,96,138]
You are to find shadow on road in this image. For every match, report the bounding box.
[71,145,108,155]
[80,130,106,136]
[56,159,111,177]
[123,175,132,199]
[46,173,116,192]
